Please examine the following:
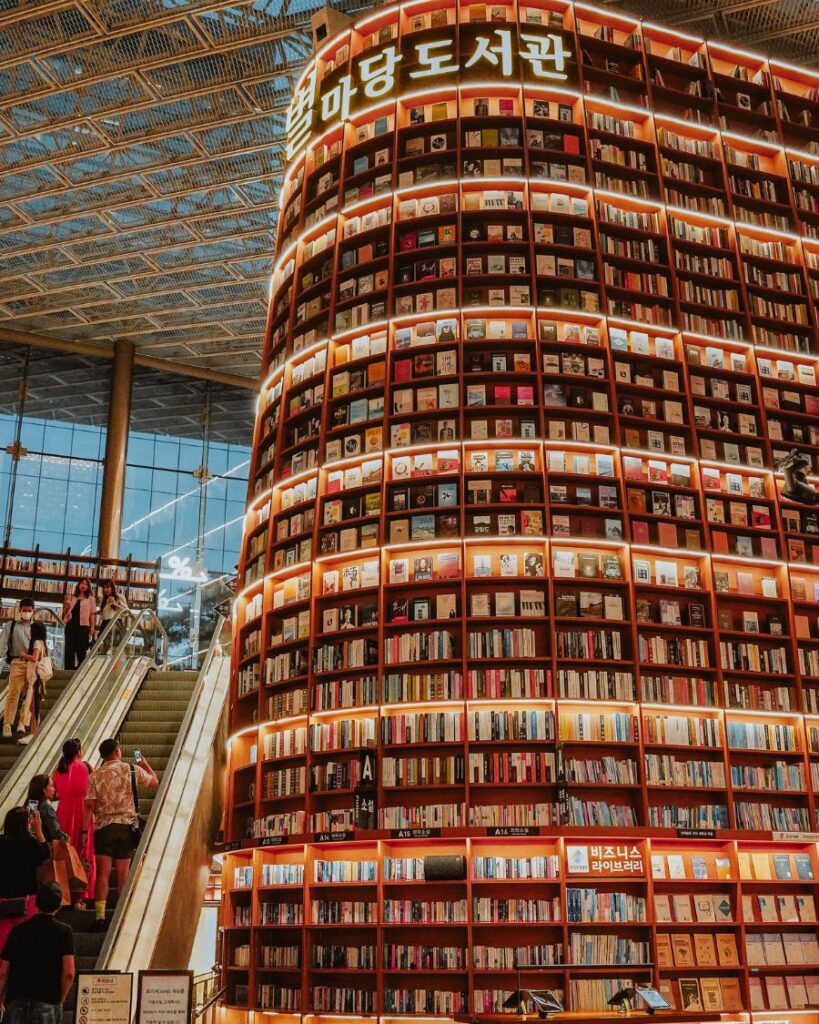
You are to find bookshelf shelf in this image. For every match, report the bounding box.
[231,0,819,1017]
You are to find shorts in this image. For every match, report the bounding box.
[93,822,134,859]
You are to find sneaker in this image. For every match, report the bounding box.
[92,919,107,932]
[15,726,25,735]
[17,735,32,745]
[2,724,11,739]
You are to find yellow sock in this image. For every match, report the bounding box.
[94,900,106,920]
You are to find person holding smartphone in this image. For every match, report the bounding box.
[82,739,157,931]
[0,807,50,949]
[25,776,65,844]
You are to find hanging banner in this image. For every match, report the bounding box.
[136,970,193,1024]
[76,971,132,1024]
[566,843,645,876]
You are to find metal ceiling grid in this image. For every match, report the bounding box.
[0,0,366,380]
[4,0,819,386]
[604,0,819,66]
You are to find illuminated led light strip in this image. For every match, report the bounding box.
[721,129,782,155]
[288,0,819,140]
[682,331,752,351]
[698,458,773,476]
[641,22,704,46]
[654,112,718,138]
[271,163,813,284]
[250,439,789,520]
[236,536,809,609]
[229,698,817,746]
[583,95,650,120]
[355,3,401,32]
[341,191,393,217]
[708,40,768,64]
[573,1,638,29]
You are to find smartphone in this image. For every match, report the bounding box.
[26,799,38,815]
[133,749,142,762]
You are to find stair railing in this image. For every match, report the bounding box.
[0,608,158,810]
[98,614,232,973]
[192,970,226,1024]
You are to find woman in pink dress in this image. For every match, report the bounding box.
[54,737,95,909]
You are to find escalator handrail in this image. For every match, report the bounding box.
[97,615,232,968]
[141,609,169,667]
[0,609,155,810]
[0,606,119,704]
[33,609,64,628]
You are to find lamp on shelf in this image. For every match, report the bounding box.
[608,985,670,1016]
[502,954,564,1017]
[501,989,563,1019]
[607,986,637,1014]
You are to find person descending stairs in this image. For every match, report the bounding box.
[0,671,73,786]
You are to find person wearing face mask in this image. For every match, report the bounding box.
[62,578,97,670]
[1,599,36,740]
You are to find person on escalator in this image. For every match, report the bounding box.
[0,882,75,1024]
[1,599,35,740]
[0,807,50,949]
[54,739,95,911]
[17,622,51,747]
[25,776,66,844]
[61,578,97,670]
[97,580,128,654]
[82,739,157,931]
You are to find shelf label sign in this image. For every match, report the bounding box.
[76,972,132,1024]
[287,25,576,158]
[136,971,192,1024]
[567,843,644,876]
[391,827,441,838]
[487,826,539,837]
[773,831,819,842]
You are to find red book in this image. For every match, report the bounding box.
[631,520,650,544]
[393,359,412,382]
[711,530,729,553]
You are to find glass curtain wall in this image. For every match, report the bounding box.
[0,344,251,666]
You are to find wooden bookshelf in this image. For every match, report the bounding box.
[220,836,819,1014]
[0,545,159,614]
[229,0,819,1018]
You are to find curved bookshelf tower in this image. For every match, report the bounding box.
[223,1,819,1018]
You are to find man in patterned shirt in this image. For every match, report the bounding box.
[82,738,157,930]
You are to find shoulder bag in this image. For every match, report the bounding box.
[130,764,147,839]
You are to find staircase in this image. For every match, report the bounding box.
[0,670,73,786]
[117,670,199,819]
[61,669,199,1009]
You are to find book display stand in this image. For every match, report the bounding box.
[225,0,819,1019]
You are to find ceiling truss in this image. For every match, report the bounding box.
[1,0,818,386]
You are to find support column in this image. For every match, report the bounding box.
[98,340,134,560]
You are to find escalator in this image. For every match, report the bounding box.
[0,609,159,812]
[0,670,73,787]
[59,618,229,1011]
[64,668,199,992]
[0,611,230,1017]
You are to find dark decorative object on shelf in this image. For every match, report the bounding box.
[780,448,819,505]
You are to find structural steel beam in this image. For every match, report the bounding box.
[0,327,258,391]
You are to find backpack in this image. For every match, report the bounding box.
[5,621,15,665]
